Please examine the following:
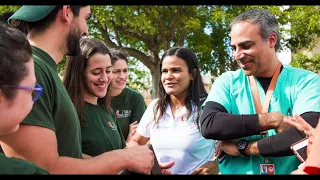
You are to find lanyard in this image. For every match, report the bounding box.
[249,61,281,114]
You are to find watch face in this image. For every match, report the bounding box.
[238,140,247,149]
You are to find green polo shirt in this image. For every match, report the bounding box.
[81,102,126,156]
[22,46,82,158]
[0,153,49,174]
[111,87,146,139]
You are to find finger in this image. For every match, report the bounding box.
[294,113,314,131]
[131,129,136,135]
[284,116,304,131]
[130,121,138,126]
[131,124,139,129]
[159,160,175,169]
[191,168,203,175]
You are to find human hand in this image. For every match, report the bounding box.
[126,121,139,142]
[159,160,175,175]
[191,160,219,175]
[125,145,154,174]
[267,112,290,133]
[259,112,288,132]
[214,141,222,158]
[291,163,308,175]
[220,140,240,157]
[284,113,317,155]
[284,113,315,137]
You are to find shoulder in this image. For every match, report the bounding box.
[284,65,320,84]
[126,87,144,99]
[212,69,244,89]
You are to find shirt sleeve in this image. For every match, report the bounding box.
[202,72,232,113]
[130,91,147,124]
[292,73,320,115]
[136,99,158,138]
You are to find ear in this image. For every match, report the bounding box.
[268,32,277,49]
[190,68,197,80]
[61,5,73,24]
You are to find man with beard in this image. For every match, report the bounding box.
[0,5,173,174]
[200,9,320,174]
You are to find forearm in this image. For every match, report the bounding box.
[200,101,260,140]
[50,149,130,174]
[257,112,320,157]
[82,153,92,159]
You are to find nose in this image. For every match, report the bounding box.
[118,71,126,79]
[234,48,245,61]
[99,72,109,82]
[82,25,89,37]
[165,71,174,80]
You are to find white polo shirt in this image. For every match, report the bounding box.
[137,99,215,174]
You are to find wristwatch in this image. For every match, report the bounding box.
[237,139,249,156]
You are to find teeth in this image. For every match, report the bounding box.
[97,84,106,88]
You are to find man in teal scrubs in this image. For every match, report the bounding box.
[200,9,320,174]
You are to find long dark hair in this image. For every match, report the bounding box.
[154,46,207,128]
[63,37,111,127]
[0,23,32,100]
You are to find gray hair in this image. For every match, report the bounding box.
[230,9,281,52]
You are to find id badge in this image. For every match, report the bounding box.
[260,164,275,175]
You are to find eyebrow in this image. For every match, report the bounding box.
[162,67,183,70]
[113,68,128,70]
[231,40,253,46]
[90,66,112,71]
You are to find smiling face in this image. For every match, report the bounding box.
[110,59,128,91]
[0,58,36,135]
[83,53,112,104]
[161,55,192,98]
[231,21,276,77]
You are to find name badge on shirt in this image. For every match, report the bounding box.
[260,164,275,175]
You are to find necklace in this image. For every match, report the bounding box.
[176,106,180,110]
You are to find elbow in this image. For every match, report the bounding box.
[200,117,221,140]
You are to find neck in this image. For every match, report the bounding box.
[27,27,66,65]
[84,93,98,105]
[256,58,280,78]
[110,87,123,97]
[170,95,186,108]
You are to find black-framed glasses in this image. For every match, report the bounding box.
[0,84,44,102]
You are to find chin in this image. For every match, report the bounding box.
[242,69,254,76]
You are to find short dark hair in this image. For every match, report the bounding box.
[28,5,86,33]
[230,9,281,52]
[63,37,111,127]
[0,23,32,100]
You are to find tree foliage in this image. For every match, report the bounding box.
[291,54,320,74]
[0,5,319,97]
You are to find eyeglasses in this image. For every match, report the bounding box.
[0,84,44,102]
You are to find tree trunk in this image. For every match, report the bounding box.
[150,62,161,99]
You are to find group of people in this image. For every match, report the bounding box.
[0,5,319,175]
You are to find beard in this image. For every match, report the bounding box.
[65,24,82,56]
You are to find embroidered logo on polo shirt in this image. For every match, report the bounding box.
[108,122,117,130]
[115,110,131,118]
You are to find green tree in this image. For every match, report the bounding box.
[291,54,320,74]
[1,5,319,96]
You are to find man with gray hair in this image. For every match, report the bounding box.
[200,9,320,174]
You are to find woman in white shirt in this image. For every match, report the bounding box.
[128,46,215,174]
